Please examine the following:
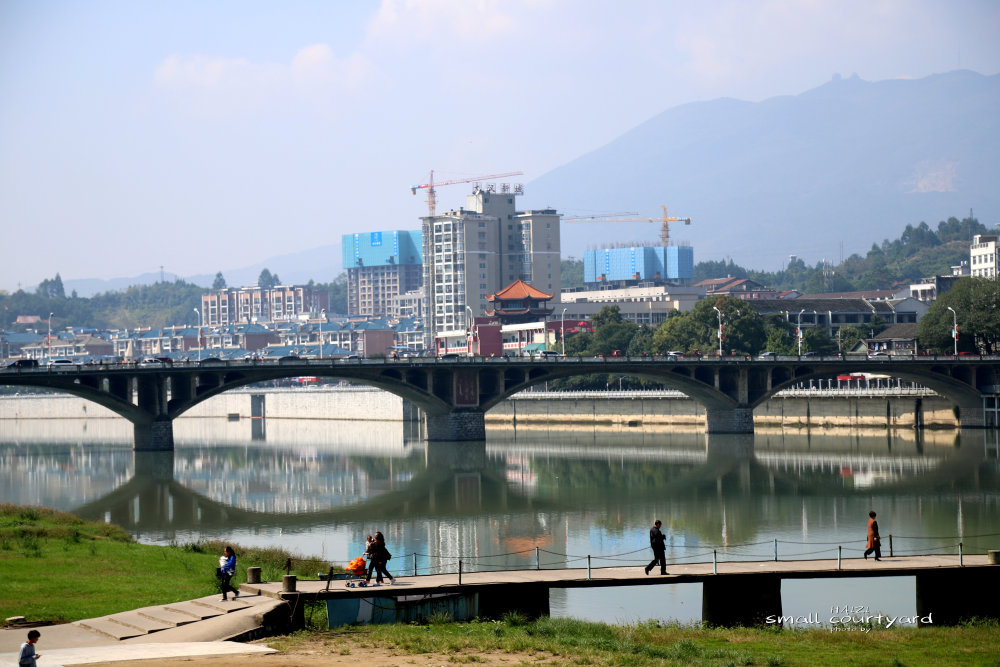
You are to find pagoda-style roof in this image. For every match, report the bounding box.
[487,280,554,302]
[485,280,554,323]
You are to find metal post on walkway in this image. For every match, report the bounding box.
[536,546,540,570]
[413,553,417,577]
[774,539,778,562]
[587,555,591,580]
[959,542,964,567]
[889,535,893,557]
[458,559,463,585]
[713,549,717,575]
[837,546,842,570]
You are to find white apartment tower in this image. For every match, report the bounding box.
[970,234,999,279]
[421,185,561,346]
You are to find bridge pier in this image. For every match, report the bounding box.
[133,419,174,452]
[957,405,986,428]
[702,574,782,627]
[705,407,755,434]
[915,568,1000,626]
[425,410,486,442]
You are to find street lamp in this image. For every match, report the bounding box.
[193,308,202,362]
[796,309,806,356]
[319,309,325,359]
[561,307,567,356]
[47,312,53,360]
[946,306,958,356]
[712,306,723,356]
[465,306,475,357]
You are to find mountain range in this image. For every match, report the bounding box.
[534,70,999,268]
[64,70,999,297]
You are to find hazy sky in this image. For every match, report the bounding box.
[2,0,998,291]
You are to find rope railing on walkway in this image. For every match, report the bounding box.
[349,532,993,579]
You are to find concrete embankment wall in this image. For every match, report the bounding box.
[0,387,410,421]
[485,393,959,429]
[0,388,959,431]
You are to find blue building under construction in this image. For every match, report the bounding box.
[583,245,694,286]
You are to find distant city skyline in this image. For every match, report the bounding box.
[2,0,999,292]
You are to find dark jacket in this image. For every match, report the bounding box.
[650,526,666,552]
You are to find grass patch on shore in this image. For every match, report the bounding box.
[270,614,1000,666]
[0,504,336,623]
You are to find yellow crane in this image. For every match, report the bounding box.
[411,170,523,217]
[563,205,691,246]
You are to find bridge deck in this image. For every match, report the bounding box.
[242,554,991,601]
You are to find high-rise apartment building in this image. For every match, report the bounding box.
[341,230,423,316]
[970,234,999,279]
[421,186,560,346]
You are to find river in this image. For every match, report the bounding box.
[1,408,998,626]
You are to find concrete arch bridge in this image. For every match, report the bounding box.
[1,355,997,449]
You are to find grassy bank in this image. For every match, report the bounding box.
[273,613,1000,667]
[0,504,333,623]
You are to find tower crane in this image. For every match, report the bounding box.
[410,170,523,217]
[563,205,692,246]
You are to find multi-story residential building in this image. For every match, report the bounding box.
[341,230,423,317]
[560,284,705,326]
[201,285,329,325]
[421,185,561,346]
[389,287,424,320]
[970,234,999,278]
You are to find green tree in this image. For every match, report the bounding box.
[835,325,865,354]
[651,297,766,355]
[257,269,280,288]
[36,273,66,299]
[561,258,584,290]
[212,272,227,289]
[762,316,796,354]
[918,277,1000,354]
[802,326,837,354]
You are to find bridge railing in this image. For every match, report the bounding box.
[338,532,1000,579]
[3,353,999,375]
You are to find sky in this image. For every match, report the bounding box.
[2,0,999,292]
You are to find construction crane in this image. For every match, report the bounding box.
[411,170,523,217]
[563,205,692,246]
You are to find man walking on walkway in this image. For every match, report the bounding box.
[644,519,667,575]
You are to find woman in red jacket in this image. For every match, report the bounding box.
[864,511,881,561]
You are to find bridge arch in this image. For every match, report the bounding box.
[1,356,995,447]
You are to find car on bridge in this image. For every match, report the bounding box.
[139,357,173,367]
[46,358,76,366]
[6,359,39,369]
[756,352,777,360]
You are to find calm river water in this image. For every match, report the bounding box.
[1,411,998,626]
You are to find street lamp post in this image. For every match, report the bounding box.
[712,306,723,356]
[465,306,475,357]
[796,309,806,356]
[946,306,958,356]
[319,309,325,359]
[193,308,202,362]
[561,307,567,356]
[47,312,53,361]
